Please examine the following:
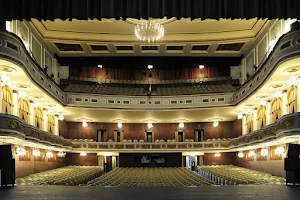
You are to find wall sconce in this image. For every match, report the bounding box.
[261,147,269,157]
[199,65,205,69]
[213,121,219,127]
[82,121,88,128]
[57,151,66,158]
[237,151,245,158]
[179,122,184,128]
[147,122,153,129]
[248,150,256,157]
[275,145,286,156]
[80,152,87,157]
[117,122,123,128]
[214,152,221,157]
[16,146,26,156]
[46,151,54,158]
[32,149,41,157]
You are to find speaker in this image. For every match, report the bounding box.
[287,144,300,158]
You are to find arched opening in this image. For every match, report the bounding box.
[271,98,283,123]
[287,86,297,114]
[47,115,55,134]
[35,107,44,130]
[245,114,253,134]
[18,99,29,123]
[2,86,12,114]
[257,106,266,129]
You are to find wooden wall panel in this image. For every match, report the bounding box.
[69,66,230,81]
[60,121,241,141]
[204,153,238,165]
[66,153,98,166]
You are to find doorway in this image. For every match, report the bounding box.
[194,130,204,142]
[146,131,153,142]
[97,130,107,142]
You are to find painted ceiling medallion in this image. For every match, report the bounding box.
[16,84,31,89]
[256,95,269,99]
[0,65,16,73]
[284,67,300,73]
[269,83,283,89]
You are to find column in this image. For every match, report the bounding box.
[266,101,271,126]
[194,156,198,166]
[0,82,2,113]
[199,156,204,166]
[253,109,258,131]
[185,156,189,168]
[297,83,300,112]
[29,101,35,126]
[54,115,59,136]
[240,60,246,84]
[98,156,104,167]
[282,90,288,116]
[43,109,48,132]
[242,115,247,135]
[12,91,18,116]
[112,156,116,169]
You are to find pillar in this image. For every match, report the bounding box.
[185,156,189,168]
[194,156,198,166]
[43,109,48,132]
[54,115,59,136]
[266,101,271,126]
[240,59,246,84]
[29,101,35,126]
[98,156,104,167]
[112,156,116,169]
[12,91,18,116]
[0,82,2,113]
[297,83,300,112]
[282,90,288,116]
[199,156,204,166]
[253,109,258,131]
[242,115,247,135]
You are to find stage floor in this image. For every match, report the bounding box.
[0,185,299,200]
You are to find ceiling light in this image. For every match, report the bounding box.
[238,152,245,158]
[46,151,54,158]
[117,122,123,128]
[261,148,269,157]
[247,109,255,114]
[147,65,153,70]
[98,65,103,68]
[18,91,26,99]
[47,109,53,115]
[58,115,64,121]
[214,152,221,157]
[289,75,300,85]
[32,149,41,157]
[147,122,153,129]
[0,74,11,85]
[237,114,243,119]
[80,152,87,157]
[275,146,286,156]
[248,150,256,157]
[213,121,219,127]
[179,122,184,128]
[16,146,26,156]
[199,65,205,69]
[135,20,164,42]
[260,101,267,106]
[57,151,66,158]
[274,91,283,98]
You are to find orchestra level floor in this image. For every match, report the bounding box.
[0,185,300,200]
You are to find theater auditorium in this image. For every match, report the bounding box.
[0,1,300,199]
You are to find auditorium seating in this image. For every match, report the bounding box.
[15,166,103,186]
[87,167,213,187]
[198,165,285,185]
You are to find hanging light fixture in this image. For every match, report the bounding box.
[57,151,66,158]
[275,145,286,156]
[135,20,164,43]
[238,151,245,158]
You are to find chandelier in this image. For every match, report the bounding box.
[135,21,164,42]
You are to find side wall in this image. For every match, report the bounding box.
[66,153,98,166]
[59,120,242,141]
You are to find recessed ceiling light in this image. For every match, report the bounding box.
[0,65,16,73]
[16,84,31,89]
[269,83,283,89]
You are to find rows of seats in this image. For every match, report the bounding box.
[16,166,103,186]
[73,139,95,142]
[87,167,213,187]
[198,165,285,185]
[62,83,238,96]
[206,138,231,141]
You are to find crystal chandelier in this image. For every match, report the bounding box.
[135,21,164,42]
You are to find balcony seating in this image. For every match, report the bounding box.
[16,166,103,186]
[87,167,213,187]
[139,140,144,143]
[73,139,95,142]
[133,139,138,143]
[197,165,285,185]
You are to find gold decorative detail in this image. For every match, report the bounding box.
[270,84,283,89]
[16,84,31,89]
[31,95,44,100]
[0,65,16,73]
[285,67,300,73]
[256,95,268,99]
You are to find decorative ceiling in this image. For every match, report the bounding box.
[30,18,268,57]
